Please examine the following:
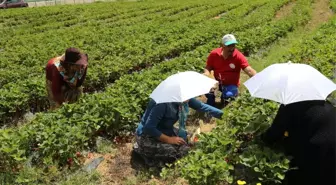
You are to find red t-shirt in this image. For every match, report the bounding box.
[206,48,249,86]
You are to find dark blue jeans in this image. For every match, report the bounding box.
[205,85,238,106]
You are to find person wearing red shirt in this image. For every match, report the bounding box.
[46,47,88,109]
[204,34,256,106]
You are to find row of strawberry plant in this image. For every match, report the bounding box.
[283,16,336,80]
[0,0,239,72]
[0,0,175,33]
[1,1,224,69]
[0,2,197,40]
[0,0,268,125]
[74,0,313,132]
[161,12,336,185]
[236,0,313,54]
[0,0,224,45]
[0,0,292,87]
[161,94,290,185]
[0,43,210,176]
[0,0,242,89]
[1,0,309,126]
[0,0,239,87]
[1,0,312,127]
[0,1,315,177]
[2,0,297,128]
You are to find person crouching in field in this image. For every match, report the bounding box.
[131,97,223,169]
[261,100,336,185]
[45,47,88,109]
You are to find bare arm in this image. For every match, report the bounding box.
[204,67,212,76]
[205,52,215,76]
[243,66,257,77]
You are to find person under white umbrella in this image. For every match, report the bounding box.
[244,61,336,185]
[132,71,223,168]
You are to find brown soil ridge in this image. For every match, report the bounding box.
[274,0,296,20]
[274,0,334,27]
[305,0,334,30]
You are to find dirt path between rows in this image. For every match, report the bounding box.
[305,0,334,30]
[90,143,137,185]
[84,117,215,185]
[243,0,334,85]
[273,0,333,25]
[274,0,296,20]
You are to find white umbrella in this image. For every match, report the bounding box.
[150,71,218,104]
[244,61,336,105]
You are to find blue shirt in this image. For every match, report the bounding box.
[136,98,223,138]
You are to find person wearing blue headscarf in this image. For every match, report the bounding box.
[132,97,223,168]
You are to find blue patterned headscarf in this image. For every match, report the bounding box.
[178,102,189,141]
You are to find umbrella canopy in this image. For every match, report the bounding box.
[244,61,336,105]
[150,71,218,104]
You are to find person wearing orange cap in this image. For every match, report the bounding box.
[45,47,88,109]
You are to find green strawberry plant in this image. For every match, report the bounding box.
[1,0,335,183]
[1,0,291,124]
[161,93,289,185]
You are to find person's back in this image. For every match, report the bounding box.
[284,101,335,154]
[295,101,335,185]
[262,100,335,185]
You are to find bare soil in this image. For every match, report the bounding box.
[274,0,296,20]
[305,0,334,30]
[213,12,227,19]
[95,143,135,185]
[83,115,217,185]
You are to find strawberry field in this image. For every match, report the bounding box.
[0,0,335,184]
